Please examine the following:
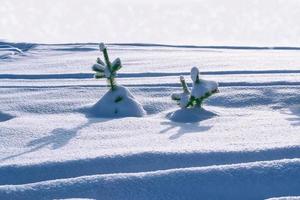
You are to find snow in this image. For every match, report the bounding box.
[0,42,300,199]
[190,67,219,99]
[99,43,106,52]
[92,63,104,73]
[0,111,14,122]
[191,80,218,99]
[191,80,218,98]
[190,67,199,83]
[1,158,300,200]
[88,85,146,118]
[0,44,22,59]
[266,197,300,200]
[179,93,189,108]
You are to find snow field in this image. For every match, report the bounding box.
[0,42,300,199]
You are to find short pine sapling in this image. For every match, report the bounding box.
[172,67,219,108]
[171,76,190,108]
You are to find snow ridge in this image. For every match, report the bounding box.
[1,159,300,200]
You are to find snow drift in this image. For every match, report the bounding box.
[0,111,14,122]
[0,159,300,200]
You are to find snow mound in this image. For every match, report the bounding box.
[0,112,14,122]
[168,107,217,123]
[89,86,146,118]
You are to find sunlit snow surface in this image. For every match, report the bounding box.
[0,43,300,199]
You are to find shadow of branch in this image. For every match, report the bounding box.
[0,117,108,163]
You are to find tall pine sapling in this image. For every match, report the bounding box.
[92,43,122,90]
[90,43,146,118]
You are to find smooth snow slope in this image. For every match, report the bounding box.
[0,42,300,199]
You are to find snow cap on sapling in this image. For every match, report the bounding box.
[180,76,190,94]
[179,92,190,108]
[96,57,105,66]
[99,43,106,52]
[92,63,105,72]
[191,67,200,83]
[171,76,191,108]
[190,66,219,106]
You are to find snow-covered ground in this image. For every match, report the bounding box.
[0,42,300,199]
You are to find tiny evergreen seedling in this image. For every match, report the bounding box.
[90,43,146,118]
[172,67,219,108]
[92,43,122,90]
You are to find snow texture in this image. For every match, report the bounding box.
[179,93,190,108]
[0,111,14,122]
[1,42,300,199]
[191,79,218,98]
[190,67,199,83]
[190,68,218,99]
[266,197,300,200]
[89,85,146,118]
